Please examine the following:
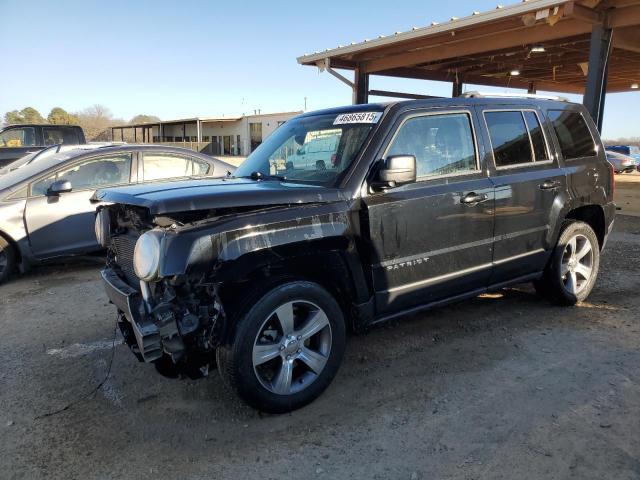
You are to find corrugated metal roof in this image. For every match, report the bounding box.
[297,0,571,65]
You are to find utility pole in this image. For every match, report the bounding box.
[304,97,307,111]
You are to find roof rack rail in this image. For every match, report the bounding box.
[461,91,569,102]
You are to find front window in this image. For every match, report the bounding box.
[0,127,36,148]
[235,112,380,185]
[31,154,132,196]
[386,112,477,178]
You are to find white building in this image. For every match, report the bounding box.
[112,111,301,157]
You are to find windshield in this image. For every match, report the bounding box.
[235,112,381,186]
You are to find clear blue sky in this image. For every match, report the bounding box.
[1,0,638,139]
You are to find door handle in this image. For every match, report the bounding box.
[539,180,561,190]
[461,192,489,205]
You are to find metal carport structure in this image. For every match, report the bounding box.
[297,0,640,130]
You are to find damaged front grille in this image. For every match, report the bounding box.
[111,234,139,287]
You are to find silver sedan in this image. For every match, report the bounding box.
[0,144,234,283]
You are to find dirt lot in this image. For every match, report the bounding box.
[1,214,640,479]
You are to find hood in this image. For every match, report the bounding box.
[92,177,345,215]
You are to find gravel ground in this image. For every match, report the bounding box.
[1,216,639,480]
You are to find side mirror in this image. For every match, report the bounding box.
[47,179,72,196]
[375,155,416,189]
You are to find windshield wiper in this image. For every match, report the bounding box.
[241,171,287,181]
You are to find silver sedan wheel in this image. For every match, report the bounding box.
[561,233,594,295]
[252,300,332,395]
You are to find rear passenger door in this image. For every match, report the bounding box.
[363,109,495,314]
[479,107,566,284]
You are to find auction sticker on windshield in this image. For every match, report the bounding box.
[333,112,383,125]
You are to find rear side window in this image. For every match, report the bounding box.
[485,111,533,167]
[43,127,80,146]
[548,110,595,159]
[386,112,477,178]
[143,153,207,181]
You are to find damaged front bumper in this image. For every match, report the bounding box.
[101,268,164,362]
[101,268,220,365]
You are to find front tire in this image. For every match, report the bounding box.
[0,236,16,284]
[534,221,600,306]
[217,281,346,413]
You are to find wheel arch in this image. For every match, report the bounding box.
[215,238,371,337]
[0,228,22,267]
[564,204,606,249]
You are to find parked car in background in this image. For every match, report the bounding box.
[96,96,614,413]
[606,150,638,174]
[0,145,234,283]
[605,145,640,162]
[0,124,87,168]
[0,142,126,176]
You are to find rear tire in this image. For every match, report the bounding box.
[217,281,346,413]
[0,236,16,285]
[534,221,600,306]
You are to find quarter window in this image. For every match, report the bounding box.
[31,154,132,196]
[485,111,533,167]
[387,113,477,178]
[548,110,596,159]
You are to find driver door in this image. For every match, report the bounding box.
[363,110,495,314]
[25,153,134,258]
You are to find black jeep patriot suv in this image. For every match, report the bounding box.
[95,95,615,413]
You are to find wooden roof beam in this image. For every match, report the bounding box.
[563,2,603,23]
[606,4,640,28]
[612,26,640,53]
[375,66,587,94]
[363,20,594,73]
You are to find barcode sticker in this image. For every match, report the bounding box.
[333,112,383,125]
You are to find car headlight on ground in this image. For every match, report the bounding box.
[94,209,111,248]
[134,231,162,282]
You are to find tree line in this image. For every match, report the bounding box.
[2,106,159,142]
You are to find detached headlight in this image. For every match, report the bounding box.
[134,231,162,282]
[94,209,111,248]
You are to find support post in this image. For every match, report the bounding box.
[353,66,369,104]
[583,24,613,132]
[196,119,201,143]
[528,82,537,94]
[133,127,137,143]
[452,80,463,97]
